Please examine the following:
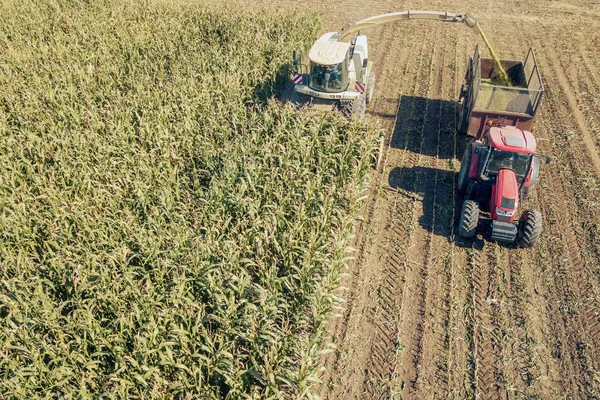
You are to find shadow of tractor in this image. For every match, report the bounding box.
[387,164,487,250]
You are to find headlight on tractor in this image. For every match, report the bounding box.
[496,207,516,217]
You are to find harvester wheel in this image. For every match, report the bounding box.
[458,200,479,238]
[457,147,472,194]
[366,72,375,104]
[517,210,542,247]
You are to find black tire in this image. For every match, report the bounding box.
[459,200,479,238]
[457,146,472,194]
[466,180,480,201]
[366,72,375,104]
[517,210,542,247]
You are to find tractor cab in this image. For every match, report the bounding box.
[458,125,548,246]
[292,32,372,117]
[475,126,537,185]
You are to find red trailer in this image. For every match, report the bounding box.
[458,45,544,138]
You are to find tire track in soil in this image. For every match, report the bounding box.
[317,21,421,399]
[382,25,444,397]
[518,107,590,398]
[517,35,600,398]
[447,33,477,400]
[467,241,506,400]
[359,29,434,399]
[541,44,600,177]
[555,41,600,153]
[487,244,540,398]
[530,171,600,398]
[538,39,600,343]
[498,248,544,397]
[409,28,459,399]
[505,245,565,398]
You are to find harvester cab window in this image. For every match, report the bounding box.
[310,62,346,93]
[487,149,530,176]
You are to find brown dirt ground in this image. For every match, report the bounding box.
[247,0,600,398]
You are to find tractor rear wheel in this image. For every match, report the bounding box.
[366,72,375,104]
[457,146,472,194]
[459,200,479,238]
[517,210,542,247]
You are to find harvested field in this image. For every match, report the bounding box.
[253,0,600,398]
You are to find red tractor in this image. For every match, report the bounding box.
[456,45,550,246]
[457,125,550,246]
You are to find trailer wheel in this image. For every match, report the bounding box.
[459,200,479,238]
[517,210,542,247]
[457,147,472,194]
[366,72,375,104]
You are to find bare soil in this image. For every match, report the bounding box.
[251,0,600,397]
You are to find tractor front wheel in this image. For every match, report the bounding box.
[459,200,479,238]
[517,210,542,247]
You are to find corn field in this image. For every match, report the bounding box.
[0,0,379,397]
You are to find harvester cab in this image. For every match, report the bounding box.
[457,125,551,246]
[292,32,374,118]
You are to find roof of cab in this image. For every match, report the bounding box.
[309,32,350,65]
[488,126,536,154]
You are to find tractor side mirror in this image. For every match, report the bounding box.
[292,50,298,66]
[545,156,552,165]
[362,58,368,68]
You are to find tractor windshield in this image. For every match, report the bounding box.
[309,62,347,93]
[486,149,530,176]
